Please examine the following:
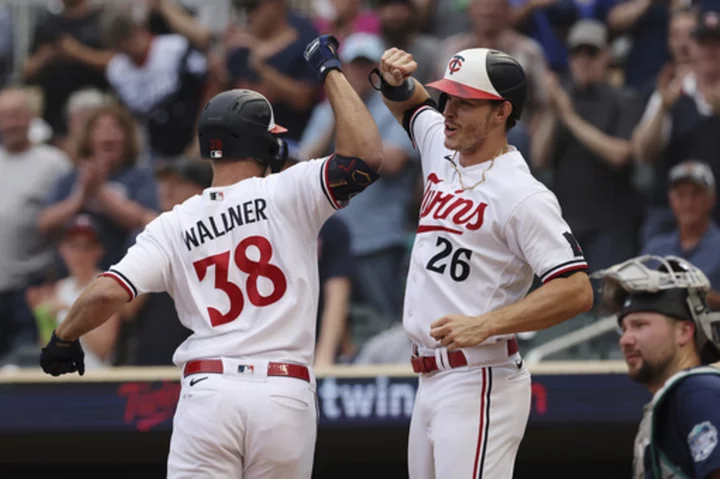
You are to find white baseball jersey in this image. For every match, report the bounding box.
[102,158,339,367]
[403,107,588,352]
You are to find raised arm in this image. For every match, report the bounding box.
[304,35,383,170]
[376,48,433,125]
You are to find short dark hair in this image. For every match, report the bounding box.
[76,104,140,168]
[101,8,139,49]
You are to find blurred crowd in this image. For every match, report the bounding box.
[0,0,719,369]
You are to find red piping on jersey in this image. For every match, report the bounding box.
[472,368,489,478]
[323,155,342,209]
[99,272,134,301]
[543,263,588,283]
[416,224,463,235]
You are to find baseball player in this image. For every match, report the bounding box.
[374,48,595,478]
[38,35,383,479]
[593,255,720,479]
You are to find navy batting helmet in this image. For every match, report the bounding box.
[198,89,288,173]
[428,48,527,124]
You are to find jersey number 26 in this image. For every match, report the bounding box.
[193,235,287,327]
[426,237,472,282]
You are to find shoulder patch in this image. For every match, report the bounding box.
[688,421,718,462]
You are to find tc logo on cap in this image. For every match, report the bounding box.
[448,55,465,75]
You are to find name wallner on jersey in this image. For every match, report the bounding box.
[182,198,268,251]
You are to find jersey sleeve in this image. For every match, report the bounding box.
[504,191,588,283]
[100,215,172,300]
[404,103,445,173]
[672,380,720,478]
[271,158,338,237]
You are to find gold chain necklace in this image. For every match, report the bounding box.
[449,144,509,192]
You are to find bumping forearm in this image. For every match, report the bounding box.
[55,278,130,341]
[323,70,383,169]
[484,273,594,336]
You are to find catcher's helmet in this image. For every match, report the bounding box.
[198,89,288,173]
[592,255,720,364]
[428,48,527,123]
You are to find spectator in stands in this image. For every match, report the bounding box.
[313,0,381,41]
[38,104,159,271]
[374,0,441,85]
[117,159,209,366]
[70,7,208,164]
[299,33,416,324]
[28,214,120,369]
[643,161,720,310]
[437,0,550,133]
[509,0,615,74]
[217,0,320,149]
[60,88,112,164]
[636,6,698,107]
[631,6,720,245]
[22,0,110,141]
[532,20,643,272]
[316,215,355,367]
[414,0,472,40]
[0,87,72,359]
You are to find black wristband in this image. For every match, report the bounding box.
[369,68,416,102]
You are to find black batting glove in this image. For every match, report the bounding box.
[304,34,343,84]
[40,331,85,377]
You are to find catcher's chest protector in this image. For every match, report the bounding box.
[634,367,720,478]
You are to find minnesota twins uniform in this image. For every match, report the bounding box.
[101,158,348,478]
[403,105,589,479]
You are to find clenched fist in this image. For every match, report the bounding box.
[379,48,418,87]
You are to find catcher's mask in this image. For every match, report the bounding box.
[591,255,720,364]
[198,89,288,173]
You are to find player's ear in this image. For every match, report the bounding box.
[675,319,695,347]
[493,101,512,126]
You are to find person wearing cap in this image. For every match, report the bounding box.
[643,160,720,311]
[376,43,593,478]
[435,0,550,132]
[300,32,417,325]
[532,19,643,274]
[29,215,120,369]
[154,157,214,214]
[631,6,720,245]
[591,255,720,479]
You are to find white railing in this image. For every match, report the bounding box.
[524,315,620,364]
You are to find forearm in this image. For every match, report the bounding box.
[256,64,316,111]
[382,78,432,125]
[63,40,113,70]
[484,273,593,336]
[323,70,383,169]
[631,108,666,163]
[607,0,651,32]
[530,111,557,169]
[562,110,632,168]
[37,193,84,235]
[157,0,212,51]
[55,278,129,341]
[315,279,351,364]
[98,191,156,231]
[22,52,49,80]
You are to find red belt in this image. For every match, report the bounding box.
[410,337,519,374]
[183,359,311,383]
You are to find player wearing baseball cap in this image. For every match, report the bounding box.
[39,34,384,479]
[375,47,594,477]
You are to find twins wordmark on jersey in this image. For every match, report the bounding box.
[402,107,588,351]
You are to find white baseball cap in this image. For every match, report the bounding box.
[427,48,527,120]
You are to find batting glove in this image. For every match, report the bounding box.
[304,34,342,84]
[40,331,85,377]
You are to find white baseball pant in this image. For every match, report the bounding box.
[166,358,318,479]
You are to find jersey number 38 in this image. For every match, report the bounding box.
[192,235,287,327]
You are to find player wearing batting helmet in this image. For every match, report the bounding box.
[374,47,594,478]
[593,255,720,479]
[39,34,384,479]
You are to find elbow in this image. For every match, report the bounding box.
[609,142,633,168]
[363,149,384,173]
